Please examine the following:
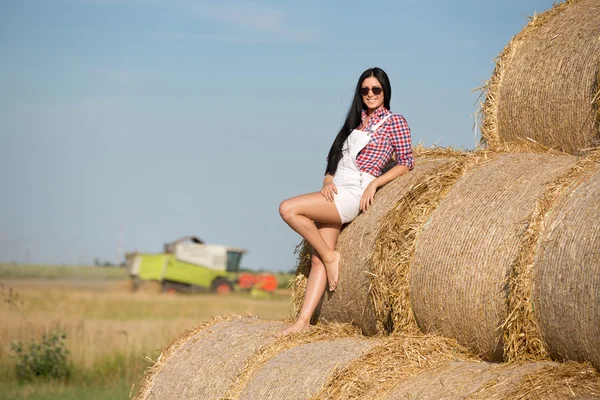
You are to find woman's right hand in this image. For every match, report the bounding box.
[321,176,338,202]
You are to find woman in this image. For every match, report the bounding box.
[277,67,413,336]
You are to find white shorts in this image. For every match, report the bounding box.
[333,166,376,224]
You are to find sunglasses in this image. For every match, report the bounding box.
[360,86,383,96]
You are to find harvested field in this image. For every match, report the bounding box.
[480,0,600,153]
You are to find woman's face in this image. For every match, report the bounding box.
[360,76,384,111]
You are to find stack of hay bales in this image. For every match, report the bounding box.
[292,0,600,370]
[135,1,600,398]
[135,316,600,399]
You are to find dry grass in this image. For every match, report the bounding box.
[290,241,313,320]
[0,279,293,386]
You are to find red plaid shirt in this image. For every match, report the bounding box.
[355,107,414,176]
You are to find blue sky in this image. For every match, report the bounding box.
[0,0,557,271]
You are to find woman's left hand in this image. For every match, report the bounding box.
[360,181,378,212]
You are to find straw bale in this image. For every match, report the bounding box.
[135,316,285,400]
[533,157,600,370]
[238,338,378,400]
[480,0,600,153]
[379,361,600,400]
[224,322,361,399]
[369,150,493,335]
[314,333,476,400]
[291,156,459,334]
[501,362,600,399]
[504,151,600,363]
[410,153,577,361]
[384,361,551,400]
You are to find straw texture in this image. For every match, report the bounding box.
[224,323,361,399]
[292,157,457,335]
[503,151,600,363]
[410,153,577,361]
[534,163,600,370]
[369,149,493,335]
[239,338,377,400]
[385,361,551,400]
[135,317,285,400]
[504,362,600,399]
[480,0,600,153]
[314,333,476,400]
[385,361,600,399]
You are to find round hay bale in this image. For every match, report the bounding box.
[313,333,476,399]
[223,323,362,399]
[239,338,378,400]
[481,0,600,153]
[534,163,600,370]
[292,156,468,334]
[410,153,577,361]
[135,316,285,400]
[384,361,600,400]
[385,361,551,400]
[316,157,455,335]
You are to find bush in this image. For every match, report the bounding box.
[11,331,71,382]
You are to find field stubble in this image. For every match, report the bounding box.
[0,275,293,398]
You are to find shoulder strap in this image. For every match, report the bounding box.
[370,112,395,132]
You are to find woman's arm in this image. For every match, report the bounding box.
[360,114,413,212]
[359,164,409,212]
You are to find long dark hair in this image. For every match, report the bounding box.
[325,67,392,176]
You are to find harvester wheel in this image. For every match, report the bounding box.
[211,278,233,294]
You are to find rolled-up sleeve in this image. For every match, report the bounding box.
[389,114,414,170]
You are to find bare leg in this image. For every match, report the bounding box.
[276,223,341,337]
[279,192,342,290]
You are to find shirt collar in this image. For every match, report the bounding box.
[361,107,390,122]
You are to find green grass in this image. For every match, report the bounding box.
[0,264,127,280]
[0,381,133,400]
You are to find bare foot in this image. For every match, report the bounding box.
[275,320,309,337]
[324,251,341,291]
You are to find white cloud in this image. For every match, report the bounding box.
[182,2,322,44]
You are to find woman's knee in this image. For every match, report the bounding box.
[310,254,325,271]
[279,198,295,221]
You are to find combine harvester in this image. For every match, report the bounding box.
[126,236,277,294]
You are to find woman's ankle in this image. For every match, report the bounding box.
[294,316,311,326]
